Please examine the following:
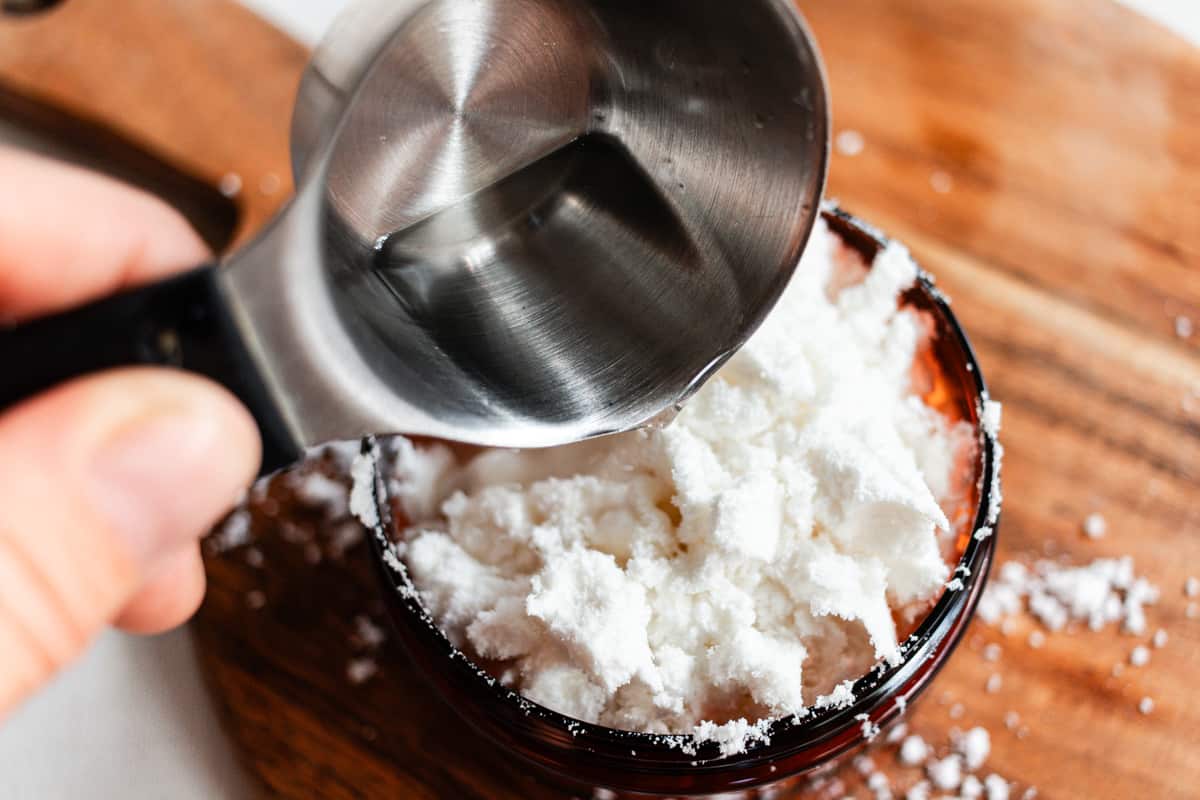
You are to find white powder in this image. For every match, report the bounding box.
[927,753,963,790]
[906,780,931,800]
[346,657,378,685]
[956,726,991,770]
[867,770,893,800]
[386,220,971,755]
[1129,645,1150,667]
[816,680,859,710]
[1176,315,1194,339]
[244,547,264,568]
[327,519,365,559]
[691,718,771,754]
[218,172,242,198]
[348,451,380,528]
[979,394,1003,530]
[856,712,882,742]
[353,615,387,649]
[978,557,1158,635]
[985,774,1010,800]
[836,129,866,156]
[208,508,253,553]
[315,439,364,471]
[872,716,1011,800]
[899,734,931,766]
[1082,512,1107,539]
[286,471,349,518]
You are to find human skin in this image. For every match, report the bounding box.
[0,147,260,717]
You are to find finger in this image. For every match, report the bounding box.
[0,368,259,716]
[114,545,207,635]
[0,146,210,321]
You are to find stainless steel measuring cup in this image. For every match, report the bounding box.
[0,0,829,473]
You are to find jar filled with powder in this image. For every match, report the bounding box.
[353,208,1001,797]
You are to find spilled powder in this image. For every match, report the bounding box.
[926,753,962,791]
[978,558,1158,635]
[836,129,866,156]
[346,658,379,685]
[899,734,931,766]
[207,508,253,553]
[376,219,976,756]
[1082,512,1107,539]
[956,726,991,770]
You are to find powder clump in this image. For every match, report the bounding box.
[391,220,971,755]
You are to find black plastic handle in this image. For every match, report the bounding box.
[0,266,300,475]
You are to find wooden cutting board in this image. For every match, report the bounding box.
[1,0,1197,797]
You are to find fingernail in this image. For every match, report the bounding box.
[89,409,249,566]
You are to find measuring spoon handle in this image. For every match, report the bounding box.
[0,265,300,475]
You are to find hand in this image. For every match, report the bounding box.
[0,147,260,717]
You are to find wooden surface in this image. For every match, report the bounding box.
[0,0,305,244]
[2,0,1198,797]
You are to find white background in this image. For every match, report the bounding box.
[0,2,1195,799]
[1118,0,1200,45]
[240,0,1200,49]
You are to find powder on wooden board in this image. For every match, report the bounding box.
[978,557,1159,635]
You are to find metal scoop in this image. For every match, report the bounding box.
[0,0,829,473]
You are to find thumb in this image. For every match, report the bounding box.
[0,368,259,715]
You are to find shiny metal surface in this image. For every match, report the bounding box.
[230,0,830,449]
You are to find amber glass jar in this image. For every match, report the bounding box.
[361,208,1001,798]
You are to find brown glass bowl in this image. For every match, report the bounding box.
[359,207,1001,797]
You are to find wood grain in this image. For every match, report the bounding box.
[0,0,307,245]
[805,2,1200,798]
[2,0,1197,797]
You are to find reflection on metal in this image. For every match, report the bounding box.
[229,0,830,449]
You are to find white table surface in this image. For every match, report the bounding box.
[0,2,1195,799]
